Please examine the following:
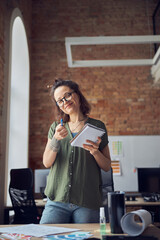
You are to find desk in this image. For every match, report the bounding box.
[125,197,160,224]
[4,199,46,224]
[4,198,160,224]
[0,223,160,240]
[5,198,160,211]
[36,198,160,222]
[126,197,160,207]
[35,199,46,208]
[35,197,160,207]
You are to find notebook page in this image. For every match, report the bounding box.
[70,123,105,148]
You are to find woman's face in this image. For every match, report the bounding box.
[54,86,80,115]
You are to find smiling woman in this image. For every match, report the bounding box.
[50,79,91,123]
[40,78,111,224]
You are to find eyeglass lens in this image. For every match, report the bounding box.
[57,92,74,106]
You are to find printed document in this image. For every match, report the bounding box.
[0,224,79,237]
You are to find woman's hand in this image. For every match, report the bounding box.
[83,137,101,155]
[43,124,68,168]
[54,124,68,140]
[83,137,111,171]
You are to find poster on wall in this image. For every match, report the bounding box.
[111,140,124,157]
[110,140,124,176]
[111,160,121,175]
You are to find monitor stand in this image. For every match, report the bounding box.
[125,192,141,201]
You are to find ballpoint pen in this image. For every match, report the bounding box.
[61,118,63,126]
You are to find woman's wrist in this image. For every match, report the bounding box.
[49,135,60,152]
[90,149,99,156]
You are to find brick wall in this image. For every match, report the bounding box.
[29,0,160,170]
[0,0,159,213]
[0,0,159,171]
[0,0,159,222]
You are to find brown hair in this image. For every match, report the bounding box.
[50,78,91,122]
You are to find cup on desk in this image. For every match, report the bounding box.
[108,191,125,234]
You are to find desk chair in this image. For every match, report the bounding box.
[9,168,40,224]
[101,167,114,222]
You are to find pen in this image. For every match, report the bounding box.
[61,118,63,126]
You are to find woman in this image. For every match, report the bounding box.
[40,78,111,224]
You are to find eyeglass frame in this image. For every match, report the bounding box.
[56,91,75,107]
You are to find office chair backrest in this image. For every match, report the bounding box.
[9,168,40,224]
[10,168,33,190]
[101,167,114,193]
[101,167,114,205]
[101,167,114,222]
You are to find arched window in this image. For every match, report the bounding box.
[6,9,30,204]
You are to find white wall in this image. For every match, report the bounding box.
[108,136,160,192]
[8,16,29,170]
[6,12,30,206]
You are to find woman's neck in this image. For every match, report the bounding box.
[69,114,85,123]
[68,114,87,133]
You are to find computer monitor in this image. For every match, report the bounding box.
[34,169,50,194]
[137,168,160,194]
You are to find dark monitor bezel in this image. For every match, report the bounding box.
[137,167,160,194]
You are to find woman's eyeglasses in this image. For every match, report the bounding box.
[56,91,74,107]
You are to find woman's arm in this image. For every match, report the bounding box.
[43,124,68,168]
[83,137,111,171]
[43,138,58,168]
[92,144,111,171]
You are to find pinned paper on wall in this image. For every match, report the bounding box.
[111,140,124,157]
[111,160,121,175]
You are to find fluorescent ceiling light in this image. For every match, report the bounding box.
[65,35,160,68]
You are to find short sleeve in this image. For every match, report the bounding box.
[48,122,58,139]
[99,122,109,151]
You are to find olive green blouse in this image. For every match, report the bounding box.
[44,117,109,210]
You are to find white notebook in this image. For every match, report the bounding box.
[70,123,105,148]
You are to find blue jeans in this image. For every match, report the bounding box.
[40,199,99,224]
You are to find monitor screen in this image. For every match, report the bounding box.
[34,169,50,194]
[137,168,160,194]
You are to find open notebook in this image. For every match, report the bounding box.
[70,123,105,148]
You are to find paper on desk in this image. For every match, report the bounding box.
[120,209,152,236]
[1,233,31,240]
[0,224,80,237]
[70,123,105,148]
[43,231,92,240]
